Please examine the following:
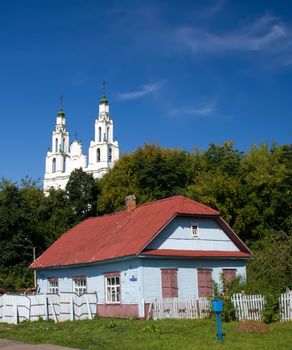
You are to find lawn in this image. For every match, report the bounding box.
[0,318,292,350]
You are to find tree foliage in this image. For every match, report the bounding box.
[97,144,194,213]
[247,230,292,295]
[65,168,98,222]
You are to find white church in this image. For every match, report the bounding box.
[43,95,119,191]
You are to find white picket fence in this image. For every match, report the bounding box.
[152,297,211,320]
[231,293,265,321]
[0,292,97,324]
[231,291,292,322]
[279,290,292,322]
[1,291,291,323]
[152,291,292,321]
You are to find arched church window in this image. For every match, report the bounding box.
[98,127,102,142]
[52,158,56,173]
[62,137,65,151]
[97,148,101,162]
[108,147,112,162]
[107,127,109,141]
[55,138,58,153]
[63,157,66,172]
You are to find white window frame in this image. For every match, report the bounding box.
[48,278,59,294]
[105,274,121,304]
[191,224,199,239]
[73,277,87,296]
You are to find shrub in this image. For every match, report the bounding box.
[262,294,280,324]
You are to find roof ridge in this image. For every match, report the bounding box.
[86,196,184,219]
[182,196,220,214]
[88,195,217,218]
[136,195,184,209]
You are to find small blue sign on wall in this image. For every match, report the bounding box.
[129,276,137,282]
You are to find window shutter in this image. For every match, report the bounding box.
[161,269,178,298]
[197,269,212,297]
[223,269,237,283]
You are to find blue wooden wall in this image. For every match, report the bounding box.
[146,216,239,251]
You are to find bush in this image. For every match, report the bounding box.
[262,294,280,324]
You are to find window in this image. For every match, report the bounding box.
[52,158,56,173]
[48,278,59,294]
[108,148,112,162]
[107,127,110,141]
[191,224,199,239]
[63,157,66,172]
[105,273,120,303]
[73,276,87,296]
[96,148,101,162]
[98,127,102,142]
[55,138,59,153]
[161,269,178,298]
[222,269,237,284]
[62,137,65,151]
[197,269,212,297]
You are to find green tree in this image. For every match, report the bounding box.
[0,178,45,289]
[66,168,98,221]
[234,144,291,242]
[247,229,292,295]
[38,188,74,245]
[97,144,194,214]
[186,142,243,226]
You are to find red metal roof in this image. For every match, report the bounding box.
[140,249,250,258]
[30,195,251,269]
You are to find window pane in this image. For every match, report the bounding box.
[74,278,86,295]
[105,274,120,303]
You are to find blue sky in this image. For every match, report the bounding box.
[0,0,291,183]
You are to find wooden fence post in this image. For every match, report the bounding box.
[70,294,74,321]
[44,293,48,320]
[13,302,18,324]
[85,295,92,320]
[49,296,58,322]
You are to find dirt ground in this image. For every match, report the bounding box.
[0,339,78,350]
[235,320,270,333]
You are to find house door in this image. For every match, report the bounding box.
[161,269,178,298]
[197,269,212,297]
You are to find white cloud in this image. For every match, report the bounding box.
[177,15,289,54]
[284,58,292,65]
[169,101,217,117]
[117,81,166,101]
[197,0,227,18]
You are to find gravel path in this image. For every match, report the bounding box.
[0,339,79,350]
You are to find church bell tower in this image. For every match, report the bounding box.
[44,99,71,190]
[43,89,120,192]
[87,93,119,177]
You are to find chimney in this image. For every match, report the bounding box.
[125,195,136,212]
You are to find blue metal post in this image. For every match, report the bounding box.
[212,299,223,342]
[216,312,223,342]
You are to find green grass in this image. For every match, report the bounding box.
[1,318,292,350]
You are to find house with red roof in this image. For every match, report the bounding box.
[30,195,251,318]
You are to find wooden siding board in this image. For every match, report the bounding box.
[37,258,140,305]
[37,258,247,308]
[146,217,240,252]
[141,258,247,302]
